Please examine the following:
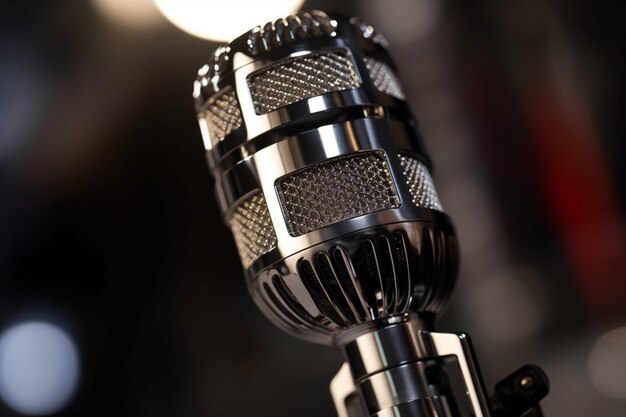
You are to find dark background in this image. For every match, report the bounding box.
[0,1,625,416]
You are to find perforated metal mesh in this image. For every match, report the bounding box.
[204,88,242,145]
[248,49,361,114]
[398,154,442,211]
[364,58,405,100]
[229,191,277,268]
[277,152,400,236]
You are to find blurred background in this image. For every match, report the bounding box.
[0,0,624,416]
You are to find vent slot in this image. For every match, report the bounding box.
[262,282,308,331]
[229,191,277,268]
[202,87,242,146]
[271,275,332,331]
[391,231,411,311]
[364,57,405,99]
[398,154,443,211]
[276,151,401,236]
[248,49,361,114]
[331,247,369,321]
[376,235,398,313]
[314,253,357,324]
[297,260,346,327]
[362,239,387,316]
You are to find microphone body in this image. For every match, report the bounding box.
[193,11,547,417]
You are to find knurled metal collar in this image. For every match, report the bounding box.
[193,10,389,107]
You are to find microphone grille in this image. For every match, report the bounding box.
[364,57,405,100]
[203,87,242,145]
[248,49,361,114]
[399,154,443,211]
[276,151,401,237]
[229,191,277,268]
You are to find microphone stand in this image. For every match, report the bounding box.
[330,316,548,417]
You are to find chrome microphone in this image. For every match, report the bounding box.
[193,10,547,417]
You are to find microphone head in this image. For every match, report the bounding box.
[194,11,458,346]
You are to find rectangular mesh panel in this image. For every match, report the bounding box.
[248,49,361,114]
[204,87,242,145]
[276,151,400,236]
[364,57,405,100]
[398,154,443,211]
[229,191,277,268]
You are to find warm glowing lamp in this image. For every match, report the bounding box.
[153,0,306,41]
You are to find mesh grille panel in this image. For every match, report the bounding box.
[229,191,277,268]
[277,152,400,236]
[398,154,442,211]
[364,58,405,100]
[248,50,361,114]
[204,88,242,145]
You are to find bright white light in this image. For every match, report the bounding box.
[0,322,80,415]
[153,0,306,42]
[93,0,163,27]
[588,327,626,399]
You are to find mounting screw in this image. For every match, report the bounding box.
[520,376,535,390]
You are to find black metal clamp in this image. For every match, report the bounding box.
[490,365,549,417]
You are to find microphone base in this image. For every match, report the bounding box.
[331,317,492,417]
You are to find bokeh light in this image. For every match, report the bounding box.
[588,327,626,399]
[153,0,306,41]
[0,322,80,415]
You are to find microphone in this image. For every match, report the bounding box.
[193,10,548,417]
